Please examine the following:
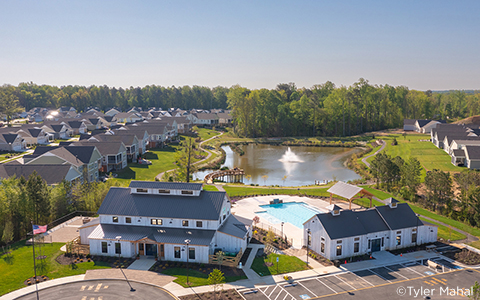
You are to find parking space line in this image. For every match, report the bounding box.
[401,263,425,277]
[282,292,289,300]
[268,286,278,298]
[367,268,391,283]
[274,289,285,300]
[278,284,296,300]
[316,278,338,294]
[431,277,447,285]
[383,266,409,280]
[259,286,273,300]
[351,272,375,287]
[334,275,356,290]
[298,281,317,298]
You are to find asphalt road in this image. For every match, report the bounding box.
[16,279,177,300]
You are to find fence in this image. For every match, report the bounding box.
[253,223,294,246]
[209,249,243,267]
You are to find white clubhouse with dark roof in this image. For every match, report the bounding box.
[80,181,252,263]
[303,198,437,260]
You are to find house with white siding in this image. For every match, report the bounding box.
[81,181,252,263]
[303,198,437,261]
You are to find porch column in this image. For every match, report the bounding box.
[330,193,332,205]
[349,199,352,210]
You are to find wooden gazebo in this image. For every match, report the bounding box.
[327,181,374,209]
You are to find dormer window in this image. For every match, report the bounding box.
[158,189,170,194]
[182,220,189,227]
[137,188,148,193]
[181,190,193,195]
[391,202,397,208]
[334,209,339,215]
[112,216,118,223]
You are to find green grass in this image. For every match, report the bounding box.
[223,185,330,197]
[360,186,393,200]
[468,240,480,250]
[352,197,385,208]
[197,128,220,141]
[112,146,180,183]
[419,217,466,241]
[203,185,219,191]
[161,268,247,287]
[251,253,309,276]
[0,241,111,296]
[364,134,463,180]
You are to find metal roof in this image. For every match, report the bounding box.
[98,187,225,220]
[218,214,252,239]
[129,181,203,191]
[313,203,423,240]
[88,224,215,246]
[327,182,364,200]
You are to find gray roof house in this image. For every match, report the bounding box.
[465,146,480,170]
[0,163,81,185]
[303,200,437,260]
[80,181,252,263]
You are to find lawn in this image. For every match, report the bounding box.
[251,253,309,276]
[223,185,330,198]
[197,128,221,141]
[364,134,463,179]
[419,217,466,241]
[203,185,219,191]
[112,146,179,183]
[0,241,111,296]
[161,268,247,287]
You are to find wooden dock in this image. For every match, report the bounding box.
[204,168,245,184]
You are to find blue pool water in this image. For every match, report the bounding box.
[255,202,324,228]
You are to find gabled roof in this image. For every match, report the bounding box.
[403,119,416,126]
[327,182,365,200]
[375,203,421,230]
[129,181,203,191]
[453,149,466,157]
[73,141,125,156]
[465,146,480,160]
[416,119,432,127]
[0,163,76,185]
[89,224,216,246]
[195,113,219,120]
[27,128,44,137]
[97,187,225,220]
[0,133,20,144]
[218,214,251,239]
[67,120,84,129]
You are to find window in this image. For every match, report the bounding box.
[181,190,193,195]
[126,217,131,223]
[321,237,325,241]
[151,219,163,225]
[396,231,401,234]
[115,242,121,254]
[158,189,170,194]
[412,232,417,243]
[354,237,360,241]
[196,221,203,228]
[391,202,397,208]
[137,188,148,193]
[336,240,342,244]
[396,235,401,246]
[336,245,342,256]
[381,237,384,247]
[189,247,195,260]
[321,242,325,253]
[354,242,359,253]
[174,246,181,258]
[102,242,108,253]
[182,220,189,227]
[113,216,118,223]
[368,240,371,249]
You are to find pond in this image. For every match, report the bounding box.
[194,144,362,186]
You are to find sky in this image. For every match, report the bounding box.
[1,1,479,91]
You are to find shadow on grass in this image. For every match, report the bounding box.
[115,167,136,179]
[144,152,159,160]
[2,254,14,265]
[250,256,272,276]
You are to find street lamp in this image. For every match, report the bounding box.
[116,236,135,292]
[185,239,191,286]
[415,214,419,249]
[306,229,311,266]
[281,222,284,241]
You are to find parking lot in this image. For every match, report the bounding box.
[238,258,464,300]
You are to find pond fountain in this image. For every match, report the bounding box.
[279,147,304,163]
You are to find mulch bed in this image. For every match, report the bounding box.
[149,260,246,278]
[443,248,480,265]
[24,275,50,286]
[55,254,135,268]
[180,288,243,300]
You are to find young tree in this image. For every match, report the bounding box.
[175,137,198,183]
[0,87,23,126]
[208,269,225,300]
[470,281,480,300]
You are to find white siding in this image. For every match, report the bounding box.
[90,239,135,258]
[214,232,247,254]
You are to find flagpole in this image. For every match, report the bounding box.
[31,221,40,300]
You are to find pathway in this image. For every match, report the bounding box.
[419,215,478,243]
[127,257,157,270]
[155,131,224,180]
[362,139,386,168]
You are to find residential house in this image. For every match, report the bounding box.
[217,112,233,126]
[14,128,49,145]
[115,112,143,124]
[464,146,480,170]
[403,119,416,131]
[114,129,149,155]
[189,113,219,126]
[0,163,81,185]
[81,181,252,262]
[452,149,466,166]
[0,131,27,151]
[91,133,140,162]
[74,140,128,172]
[303,199,437,261]
[105,108,121,117]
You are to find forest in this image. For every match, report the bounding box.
[1,79,480,138]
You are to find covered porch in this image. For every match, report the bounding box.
[132,237,165,259]
[327,181,374,209]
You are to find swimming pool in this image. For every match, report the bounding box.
[255,202,324,228]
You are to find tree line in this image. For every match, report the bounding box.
[370,153,480,228]
[0,172,116,246]
[227,80,480,137]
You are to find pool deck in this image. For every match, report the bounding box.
[232,195,362,249]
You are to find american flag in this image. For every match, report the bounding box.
[33,225,47,235]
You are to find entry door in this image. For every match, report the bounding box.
[372,238,381,252]
[139,243,144,255]
[159,244,165,258]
